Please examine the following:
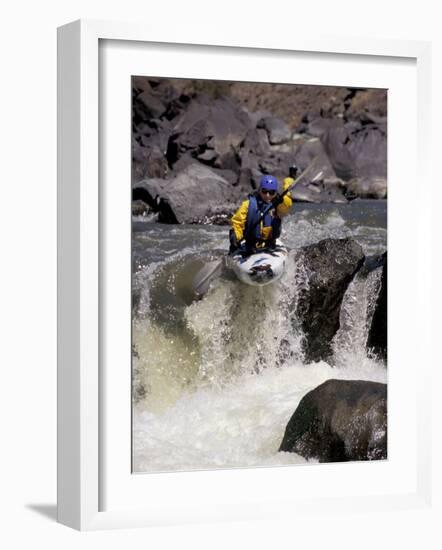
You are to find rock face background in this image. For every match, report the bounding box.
[132,77,387,223]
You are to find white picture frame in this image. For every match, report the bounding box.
[57,19,433,531]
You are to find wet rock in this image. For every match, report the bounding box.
[132,199,149,217]
[291,183,323,203]
[294,238,365,362]
[133,164,238,224]
[279,379,387,462]
[359,252,387,276]
[344,176,387,199]
[258,116,292,145]
[367,252,387,360]
[132,178,162,211]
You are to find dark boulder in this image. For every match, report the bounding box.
[286,136,348,203]
[330,121,387,179]
[132,143,169,183]
[237,166,263,193]
[171,155,238,185]
[169,152,200,173]
[258,150,298,182]
[367,252,387,360]
[293,136,336,181]
[241,128,271,159]
[170,96,252,170]
[257,116,292,145]
[136,91,166,119]
[294,238,365,362]
[243,108,273,128]
[132,117,173,185]
[237,127,299,192]
[279,379,387,462]
[305,117,387,181]
[135,118,173,155]
[133,164,238,224]
[132,77,185,123]
[132,199,149,217]
[237,129,270,191]
[132,76,152,95]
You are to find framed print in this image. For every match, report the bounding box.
[130,74,389,476]
[57,19,433,530]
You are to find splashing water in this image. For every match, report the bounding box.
[332,267,383,369]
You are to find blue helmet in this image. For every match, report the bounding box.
[259,174,278,191]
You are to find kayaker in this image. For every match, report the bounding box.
[229,169,296,254]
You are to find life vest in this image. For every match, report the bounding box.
[245,194,278,243]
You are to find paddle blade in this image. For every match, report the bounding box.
[192,260,223,297]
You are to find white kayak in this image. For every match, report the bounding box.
[227,241,288,286]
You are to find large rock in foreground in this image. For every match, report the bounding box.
[279,379,387,462]
[294,238,365,362]
[133,164,238,224]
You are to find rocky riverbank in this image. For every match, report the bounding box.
[132,77,387,223]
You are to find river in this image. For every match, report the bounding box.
[132,199,387,473]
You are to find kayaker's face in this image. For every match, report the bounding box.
[259,187,276,204]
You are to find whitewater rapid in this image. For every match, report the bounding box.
[132,201,387,473]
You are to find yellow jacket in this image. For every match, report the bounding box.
[231,177,294,242]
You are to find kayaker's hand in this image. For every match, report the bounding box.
[272,193,284,207]
[289,164,299,179]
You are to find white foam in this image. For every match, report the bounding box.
[133,359,386,472]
